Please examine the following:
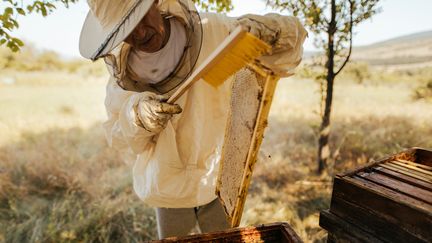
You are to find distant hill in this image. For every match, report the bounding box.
[352,30,432,66]
[303,30,432,67]
[359,30,432,48]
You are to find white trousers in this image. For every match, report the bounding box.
[155,198,230,239]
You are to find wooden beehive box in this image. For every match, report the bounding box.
[320,148,432,243]
[150,222,302,243]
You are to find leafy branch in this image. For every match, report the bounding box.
[0,0,79,52]
[192,0,233,12]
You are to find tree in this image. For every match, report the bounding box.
[193,0,232,12]
[0,0,232,52]
[266,0,380,174]
[0,0,79,51]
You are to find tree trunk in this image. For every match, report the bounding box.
[317,0,336,174]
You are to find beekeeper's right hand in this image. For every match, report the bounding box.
[134,92,182,133]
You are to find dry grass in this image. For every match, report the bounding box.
[0,126,157,242]
[0,78,157,242]
[1,71,432,242]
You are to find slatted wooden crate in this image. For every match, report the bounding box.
[320,148,432,243]
[150,222,303,243]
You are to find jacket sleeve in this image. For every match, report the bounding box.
[103,76,157,165]
[235,13,308,76]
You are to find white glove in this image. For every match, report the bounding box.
[134,92,182,133]
[236,15,281,47]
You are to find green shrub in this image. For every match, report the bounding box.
[341,62,371,84]
[413,80,432,101]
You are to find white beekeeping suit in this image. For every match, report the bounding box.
[102,0,307,208]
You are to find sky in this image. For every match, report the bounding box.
[7,0,432,59]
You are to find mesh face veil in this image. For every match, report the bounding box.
[103,0,203,95]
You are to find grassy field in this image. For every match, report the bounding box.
[1,71,432,242]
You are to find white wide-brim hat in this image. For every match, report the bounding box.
[79,0,154,61]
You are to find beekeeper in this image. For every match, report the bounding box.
[79,0,306,239]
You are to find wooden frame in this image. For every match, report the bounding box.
[216,62,281,227]
[230,70,280,227]
[150,222,303,242]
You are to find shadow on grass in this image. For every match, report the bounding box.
[295,194,330,220]
[0,124,156,242]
